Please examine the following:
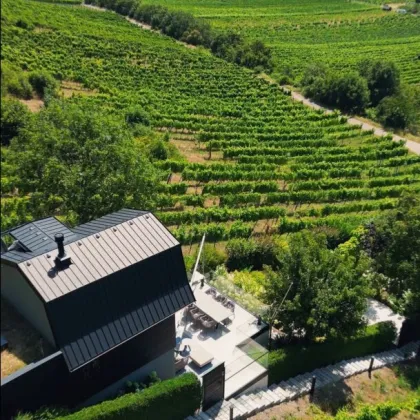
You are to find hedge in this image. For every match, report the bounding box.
[57,373,201,420]
[268,321,397,385]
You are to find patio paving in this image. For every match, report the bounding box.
[176,281,268,398]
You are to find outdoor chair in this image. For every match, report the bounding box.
[192,310,204,321]
[215,294,224,302]
[175,356,189,372]
[201,318,217,329]
[224,300,235,312]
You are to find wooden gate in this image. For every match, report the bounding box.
[202,362,225,411]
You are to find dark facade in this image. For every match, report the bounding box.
[1,316,175,419]
[1,209,194,417]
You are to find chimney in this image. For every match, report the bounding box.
[54,233,71,269]
[55,233,65,258]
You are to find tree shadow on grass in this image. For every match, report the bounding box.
[311,380,355,416]
[392,360,420,390]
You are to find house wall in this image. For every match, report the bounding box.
[1,315,176,419]
[79,348,175,408]
[1,264,55,346]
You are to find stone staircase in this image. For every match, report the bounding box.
[187,341,419,420]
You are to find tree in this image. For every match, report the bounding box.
[376,90,417,130]
[265,231,370,341]
[7,100,160,223]
[1,98,31,146]
[361,194,420,316]
[358,59,400,106]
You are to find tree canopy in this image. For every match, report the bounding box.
[6,100,160,224]
[361,194,420,316]
[265,231,370,341]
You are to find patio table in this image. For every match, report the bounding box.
[194,290,232,324]
[190,343,214,368]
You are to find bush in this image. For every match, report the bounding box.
[28,70,58,98]
[226,237,279,271]
[268,321,397,384]
[376,92,417,130]
[58,373,201,420]
[195,244,226,272]
[125,107,150,126]
[1,98,31,146]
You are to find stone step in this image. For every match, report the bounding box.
[240,395,259,415]
[237,396,254,415]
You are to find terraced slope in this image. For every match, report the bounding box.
[142,0,420,85]
[2,0,420,244]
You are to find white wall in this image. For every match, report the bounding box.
[1,264,55,346]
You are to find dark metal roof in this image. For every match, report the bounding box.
[2,209,193,371]
[19,213,177,302]
[72,209,148,237]
[1,209,148,265]
[47,245,193,371]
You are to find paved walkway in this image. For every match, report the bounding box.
[187,341,419,420]
[365,298,405,334]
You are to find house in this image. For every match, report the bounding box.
[1,209,195,416]
[382,4,392,11]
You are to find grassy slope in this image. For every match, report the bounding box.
[2,0,420,243]
[141,0,420,85]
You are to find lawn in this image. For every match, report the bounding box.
[250,361,420,419]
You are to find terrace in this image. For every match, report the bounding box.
[175,276,269,399]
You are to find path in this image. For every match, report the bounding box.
[187,341,419,420]
[365,298,405,335]
[82,3,196,49]
[290,89,420,155]
[82,4,419,155]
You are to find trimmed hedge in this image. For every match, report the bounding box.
[268,321,397,385]
[58,373,201,420]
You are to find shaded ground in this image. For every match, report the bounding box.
[1,298,53,378]
[249,362,420,419]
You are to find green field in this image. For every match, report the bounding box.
[2,0,420,243]
[141,0,420,85]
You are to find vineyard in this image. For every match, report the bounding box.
[2,0,420,246]
[142,0,420,85]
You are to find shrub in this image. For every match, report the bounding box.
[226,237,279,271]
[376,92,417,130]
[268,321,397,384]
[58,373,201,420]
[125,107,150,126]
[28,70,58,98]
[195,244,226,272]
[1,98,31,146]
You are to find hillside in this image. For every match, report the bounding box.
[141,0,420,86]
[2,0,420,244]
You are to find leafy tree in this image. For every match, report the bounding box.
[358,59,400,106]
[265,231,370,341]
[7,100,160,223]
[361,194,420,315]
[302,65,369,114]
[1,98,31,146]
[376,91,418,130]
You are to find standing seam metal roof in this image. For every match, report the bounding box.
[4,210,194,372]
[18,213,178,302]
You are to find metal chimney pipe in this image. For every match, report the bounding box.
[55,233,65,258]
